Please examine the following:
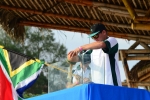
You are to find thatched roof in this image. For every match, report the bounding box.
[0,0,150,42]
[0,0,150,87]
[130,60,150,82]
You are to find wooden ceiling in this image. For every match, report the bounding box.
[0,0,150,88]
[0,0,150,42]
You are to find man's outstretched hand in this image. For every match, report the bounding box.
[67,48,80,62]
[68,48,80,57]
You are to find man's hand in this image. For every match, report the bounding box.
[68,48,80,57]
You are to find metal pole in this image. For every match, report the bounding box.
[81,52,85,84]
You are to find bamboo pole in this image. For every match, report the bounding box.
[19,21,150,42]
[131,23,150,30]
[140,42,150,49]
[98,7,144,16]
[119,49,150,61]
[128,41,140,49]
[122,82,150,86]
[0,5,99,24]
[19,21,90,33]
[98,7,129,14]
[125,37,150,43]
[101,11,131,18]
[139,74,150,81]
[0,5,131,28]
[103,22,130,28]
[108,32,150,40]
[58,0,92,6]
[127,56,150,60]
[138,67,150,78]
[122,0,137,20]
[119,55,150,61]
[58,0,146,14]
[127,34,150,40]
[135,16,150,21]
[120,50,132,87]
[121,49,150,54]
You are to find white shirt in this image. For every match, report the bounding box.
[89,37,122,86]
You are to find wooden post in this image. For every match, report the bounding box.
[122,81,150,86]
[131,23,150,30]
[140,42,150,50]
[135,16,150,21]
[128,41,140,49]
[122,0,137,21]
[120,50,132,87]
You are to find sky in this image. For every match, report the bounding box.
[53,30,141,82]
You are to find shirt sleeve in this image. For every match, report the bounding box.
[102,37,118,54]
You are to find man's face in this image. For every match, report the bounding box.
[92,30,106,41]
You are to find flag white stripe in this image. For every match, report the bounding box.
[15,65,43,90]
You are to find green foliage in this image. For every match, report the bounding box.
[0,27,68,98]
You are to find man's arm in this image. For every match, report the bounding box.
[68,41,106,57]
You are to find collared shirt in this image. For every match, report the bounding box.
[90,37,122,86]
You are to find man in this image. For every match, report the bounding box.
[68,23,122,86]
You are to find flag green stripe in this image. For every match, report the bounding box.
[11,62,43,87]
[0,48,10,75]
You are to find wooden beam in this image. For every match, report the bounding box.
[131,23,150,30]
[139,74,150,81]
[98,7,144,17]
[135,16,150,21]
[101,11,131,18]
[119,49,150,60]
[138,67,150,78]
[122,49,150,54]
[122,0,137,20]
[19,21,90,33]
[119,55,150,61]
[140,42,150,49]
[128,41,140,49]
[122,82,150,86]
[0,5,130,28]
[120,50,132,87]
[127,34,150,40]
[108,31,150,40]
[59,0,146,14]
[126,37,150,43]
[127,56,150,60]
[19,21,150,42]
[0,5,99,23]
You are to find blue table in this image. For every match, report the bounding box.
[26,83,150,100]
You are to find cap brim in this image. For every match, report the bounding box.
[88,31,100,38]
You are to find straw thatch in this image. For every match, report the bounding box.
[0,9,25,42]
[0,0,150,42]
[0,0,150,87]
[130,60,150,81]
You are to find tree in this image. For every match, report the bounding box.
[0,27,68,98]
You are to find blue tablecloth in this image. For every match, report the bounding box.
[26,83,150,100]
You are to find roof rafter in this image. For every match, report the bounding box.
[0,5,131,28]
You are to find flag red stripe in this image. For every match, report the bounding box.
[0,65,13,100]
